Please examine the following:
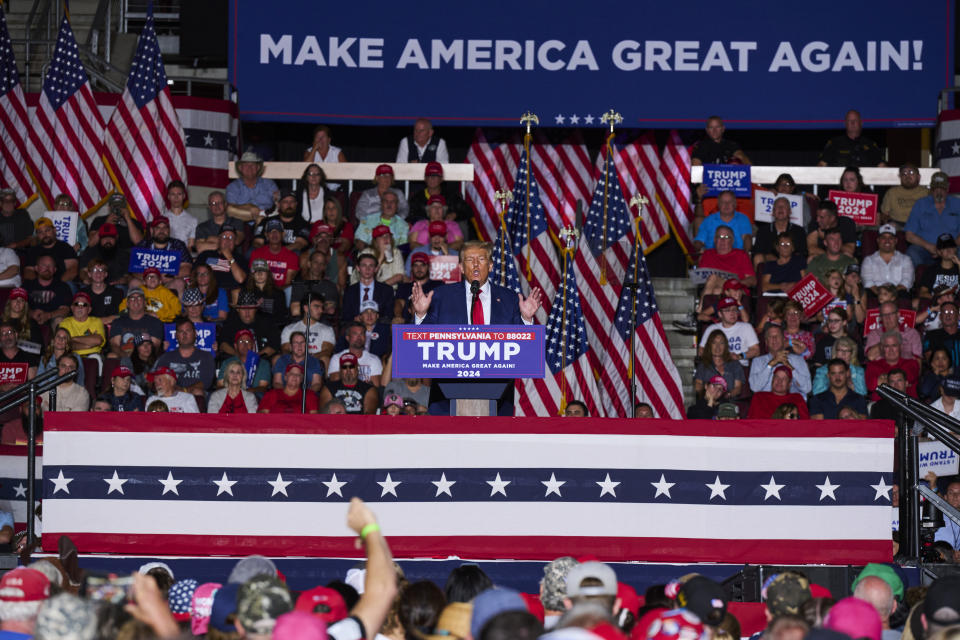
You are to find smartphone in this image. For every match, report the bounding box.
[84,573,134,604]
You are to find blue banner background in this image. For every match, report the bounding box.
[229,0,952,129]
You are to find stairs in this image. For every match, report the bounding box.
[652,277,698,410]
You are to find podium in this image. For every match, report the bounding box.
[437,381,509,417]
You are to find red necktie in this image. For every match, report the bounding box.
[471,291,484,324]
[363,287,369,302]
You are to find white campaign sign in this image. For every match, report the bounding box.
[753,190,804,224]
[919,440,960,477]
[46,211,78,247]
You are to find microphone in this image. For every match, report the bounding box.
[470,279,481,296]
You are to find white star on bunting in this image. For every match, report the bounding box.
[432,473,456,498]
[51,470,72,495]
[816,475,840,501]
[377,473,401,498]
[13,484,26,498]
[323,473,347,497]
[268,472,292,497]
[104,470,128,495]
[213,472,237,496]
[597,473,620,498]
[554,114,565,125]
[542,473,566,497]
[487,473,511,497]
[760,475,785,501]
[651,474,675,499]
[584,114,595,124]
[706,475,730,500]
[871,476,892,502]
[159,471,182,496]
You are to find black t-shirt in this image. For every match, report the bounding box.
[0,347,39,369]
[252,214,309,246]
[250,287,289,328]
[194,251,248,291]
[407,184,472,223]
[81,285,125,319]
[0,210,33,247]
[220,311,281,353]
[763,255,807,285]
[23,279,71,313]
[818,135,883,167]
[692,138,742,165]
[78,245,131,282]
[918,263,960,294]
[25,240,78,277]
[325,379,374,414]
[90,216,142,250]
[109,314,166,345]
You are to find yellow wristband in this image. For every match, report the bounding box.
[360,523,380,539]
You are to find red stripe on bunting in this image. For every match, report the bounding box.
[42,533,893,565]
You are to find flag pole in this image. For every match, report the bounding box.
[494,189,513,287]
[598,110,622,285]
[557,226,579,415]
[520,112,538,280]
[627,193,648,414]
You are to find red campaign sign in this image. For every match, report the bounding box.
[429,255,462,283]
[0,363,29,385]
[863,308,917,337]
[828,190,878,226]
[788,274,835,318]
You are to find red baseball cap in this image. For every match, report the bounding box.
[0,567,50,602]
[143,266,161,278]
[723,278,745,291]
[340,353,358,366]
[98,222,119,237]
[295,586,348,624]
[716,297,738,311]
[428,221,447,237]
[111,366,133,378]
[375,164,394,176]
[234,329,255,344]
[410,252,430,265]
[147,366,177,382]
[424,161,443,177]
[72,291,91,304]
[285,362,304,375]
[427,194,446,208]
[310,222,334,241]
[149,216,169,229]
[9,287,27,301]
[372,225,391,239]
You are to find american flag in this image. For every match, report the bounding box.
[0,4,35,204]
[104,3,187,225]
[575,137,637,373]
[503,143,560,324]
[465,131,593,243]
[598,227,685,419]
[659,130,695,259]
[26,13,110,213]
[516,242,603,417]
[489,217,522,294]
[40,413,895,565]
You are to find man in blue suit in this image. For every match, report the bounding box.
[411,241,542,414]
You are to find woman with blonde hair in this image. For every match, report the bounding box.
[812,336,867,395]
[1,288,41,351]
[207,361,258,413]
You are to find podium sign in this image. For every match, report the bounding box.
[392,324,545,379]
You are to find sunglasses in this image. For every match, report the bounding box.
[341,364,357,369]
[73,302,90,308]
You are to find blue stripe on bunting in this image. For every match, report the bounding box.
[42,467,893,507]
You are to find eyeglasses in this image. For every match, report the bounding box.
[91,267,107,273]
[236,338,252,344]
[717,234,733,240]
[306,172,322,177]
[778,242,793,247]
[0,330,15,337]
[901,169,919,176]
[827,317,843,323]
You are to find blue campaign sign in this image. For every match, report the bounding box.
[130,248,181,275]
[703,164,752,197]
[392,324,545,379]
[164,322,217,355]
[229,0,951,129]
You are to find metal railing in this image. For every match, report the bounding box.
[875,384,960,569]
[0,367,78,546]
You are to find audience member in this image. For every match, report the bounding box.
[226,152,279,220]
[870,368,910,420]
[881,163,929,229]
[782,300,814,361]
[748,365,810,418]
[694,191,753,252]
[304,124,346,164]
[813,336,867,396]
[155,319,216,398]
[918,348,953,402]
[220,290,280,360]
[397,118,448,163]
[862,224,914,296]
[320,353,378,414]
[145,366,200,413]
[37,326,84,388]
[281,295,335,369]
[250,220,300,290]
[259,364,319,413]
[40,354,89,412]
[2,288,42,353]
[328,322,384,386]
[355,164,410,223]
[865,331,920,400]
[135,215,192,281]
[109,287,164,357]
[208,360,260,414]
[0,189,36,250]
[697,226,756,295]
[217,329,271,395]
[749,325,812,395]
[193,263,230,322]
[807,228,857,285]
[342,252,395,322]
[23,255,71,327]
[98,365,145,412]
[409,195,465,250]
[865,302,922,361]
[698,298,759,367]
[58,291,105,357]
[310,196,353,256]
[809,359,868,419]
[806,200,857,258]
[195,226,248,293]
[80,259,124,323]
[196,191,246,251]
[817,109,884,167]
[273,331,325,393]
[407,162,471,224]
[687,375,729,419]
[361,229,405,288]
[761,232,806,292]
[931,376,960,419]
[356,191,410,250]
[694,329,745,398]
[294,164,327,224]
[904,171,960,267]
[163,180,197,251]
[244,259,289,328]
[395,253,442,322]
[23,216,78,282]
[78,222,129,284]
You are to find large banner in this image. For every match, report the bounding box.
[229,0,952,128]
[42,413,893,564]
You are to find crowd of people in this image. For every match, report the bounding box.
[0,120,478,432]
[0,499,957,640]
[677,113,960,426]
